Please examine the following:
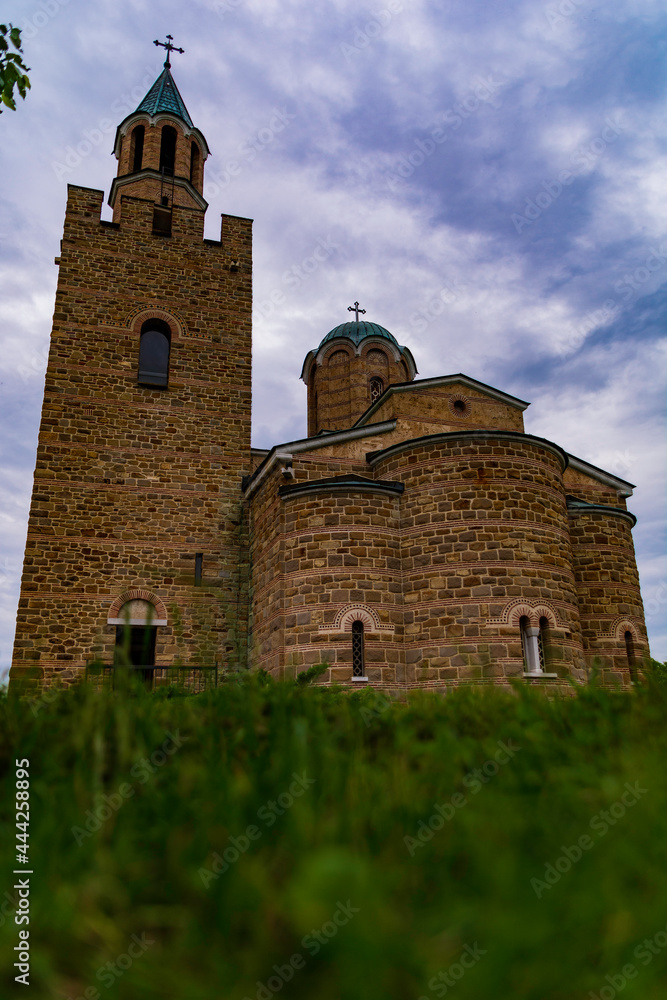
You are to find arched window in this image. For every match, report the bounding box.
[190,141,200,185]
[625,630,637,682]
[131,125,145,172]
[520,616,544,675]
[159,125,177,176]
[352,620,365,678]
[370,376,384,403]
[138,319,171,387]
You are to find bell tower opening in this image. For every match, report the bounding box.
[130,125,144,172]
[160,125,177,176]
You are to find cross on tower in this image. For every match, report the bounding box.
[153,34,185,69]
[347,301,366,322]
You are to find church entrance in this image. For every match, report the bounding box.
[114,624,157,686]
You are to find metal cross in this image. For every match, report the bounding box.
[347,301,366,322]
[153,35,185,69]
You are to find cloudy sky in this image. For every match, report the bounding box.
[1,0,665,676]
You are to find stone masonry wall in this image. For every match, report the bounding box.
[366,382,526,439]
[310,340,409,433]
[10,183,252,690]
[370,433,587,690]
[247,428,631,695]
[569,510,649,686]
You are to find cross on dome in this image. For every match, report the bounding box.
[153,34,184,69]
[347,301,366,322]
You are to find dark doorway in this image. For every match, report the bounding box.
[115,624,157,685]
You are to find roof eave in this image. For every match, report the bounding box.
[244,420,398,499]
[566,454,635,496]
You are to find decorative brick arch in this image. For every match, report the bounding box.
[126,306,186,341]
[107,589,168,626]
[533,604,559,629]
[319,604,395,633]
[358,338,401,362]
[324,345,353,365]
[490,599,561,629]
[610,617,641,642]
[364,347,389,365]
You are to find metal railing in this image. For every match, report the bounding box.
[85,663,219,693]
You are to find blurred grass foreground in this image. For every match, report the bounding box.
[2,672,667,1000]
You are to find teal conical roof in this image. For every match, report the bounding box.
[318,321,399,349]
[135,67,193,127]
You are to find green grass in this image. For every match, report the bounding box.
[2,674,667,999]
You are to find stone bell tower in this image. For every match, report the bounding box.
[10,42,253,690]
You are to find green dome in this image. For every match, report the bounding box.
[318,321,399,349]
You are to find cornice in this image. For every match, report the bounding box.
[279,474,404,501]
[108,169,208,211]
[367,428,568,469]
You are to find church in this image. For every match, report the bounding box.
[9,48,650,694]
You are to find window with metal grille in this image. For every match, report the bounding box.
[538,616,548,672]
[352,620,365,677]
[370,377,384,403]
[520,616,529,670]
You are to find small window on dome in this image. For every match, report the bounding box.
[370,377,384,403]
